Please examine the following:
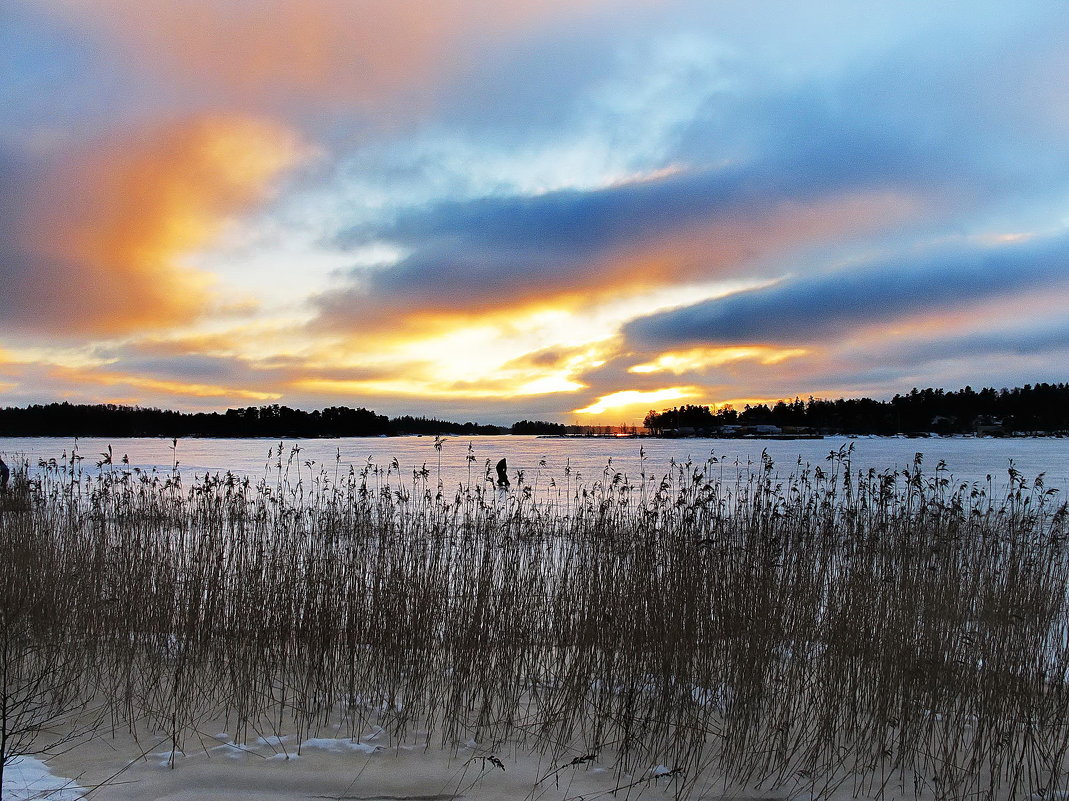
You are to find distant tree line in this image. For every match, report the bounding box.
[643,383,1069,435]
[511,419,568,435]
[0,402,569,438]
[4,383,1067,438]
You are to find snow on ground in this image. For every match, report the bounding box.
[3,756,84,800]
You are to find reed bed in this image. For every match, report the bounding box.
[1,443,1068,799]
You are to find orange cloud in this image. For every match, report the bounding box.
[51,0,626,107]
[289,367,585,402]
[630,346,809,374]
[0,350,18,393]
[48,365,281,402]
[14,115,305,335]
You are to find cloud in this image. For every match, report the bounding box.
[0,356,282,409]
[0,115,306,336]
[573,387,699,416]
[316,18,1064,336]
[338,162,910,256]
[49,366,283,402]
[317,169,918,331]
[45,0,630,113]
[101,342,279,387]
[899,320,1069,364]
[629,346,809,375]
[5,2,1069,422]
[624,232,1069,350]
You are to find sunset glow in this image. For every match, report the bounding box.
[574,388,697,417]
[4,3,1069,422]
[630,347,810,375]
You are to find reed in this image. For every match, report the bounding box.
[1,443,1067,799]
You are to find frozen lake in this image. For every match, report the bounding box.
[2,434,1069,492]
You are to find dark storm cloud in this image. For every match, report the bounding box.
[624,233,1069,349]
[324,167,792,315]
[318,130,939,325]
[864,318,1069,367]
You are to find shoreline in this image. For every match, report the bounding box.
[34,719,928,801]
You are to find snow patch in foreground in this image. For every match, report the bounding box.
[301,738,383,754]
[3,756,84,800]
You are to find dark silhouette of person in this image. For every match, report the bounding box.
[0,456,8,494]
[495,458,510,488]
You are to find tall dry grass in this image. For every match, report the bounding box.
[1,443,1068,799]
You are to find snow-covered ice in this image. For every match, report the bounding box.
[3,756,84,800]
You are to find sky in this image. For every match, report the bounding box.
[2,1,1069,425]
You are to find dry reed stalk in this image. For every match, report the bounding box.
[1,444,1067,799]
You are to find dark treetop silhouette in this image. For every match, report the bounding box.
[643,383,1069,436]
[1,383,1068,438]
